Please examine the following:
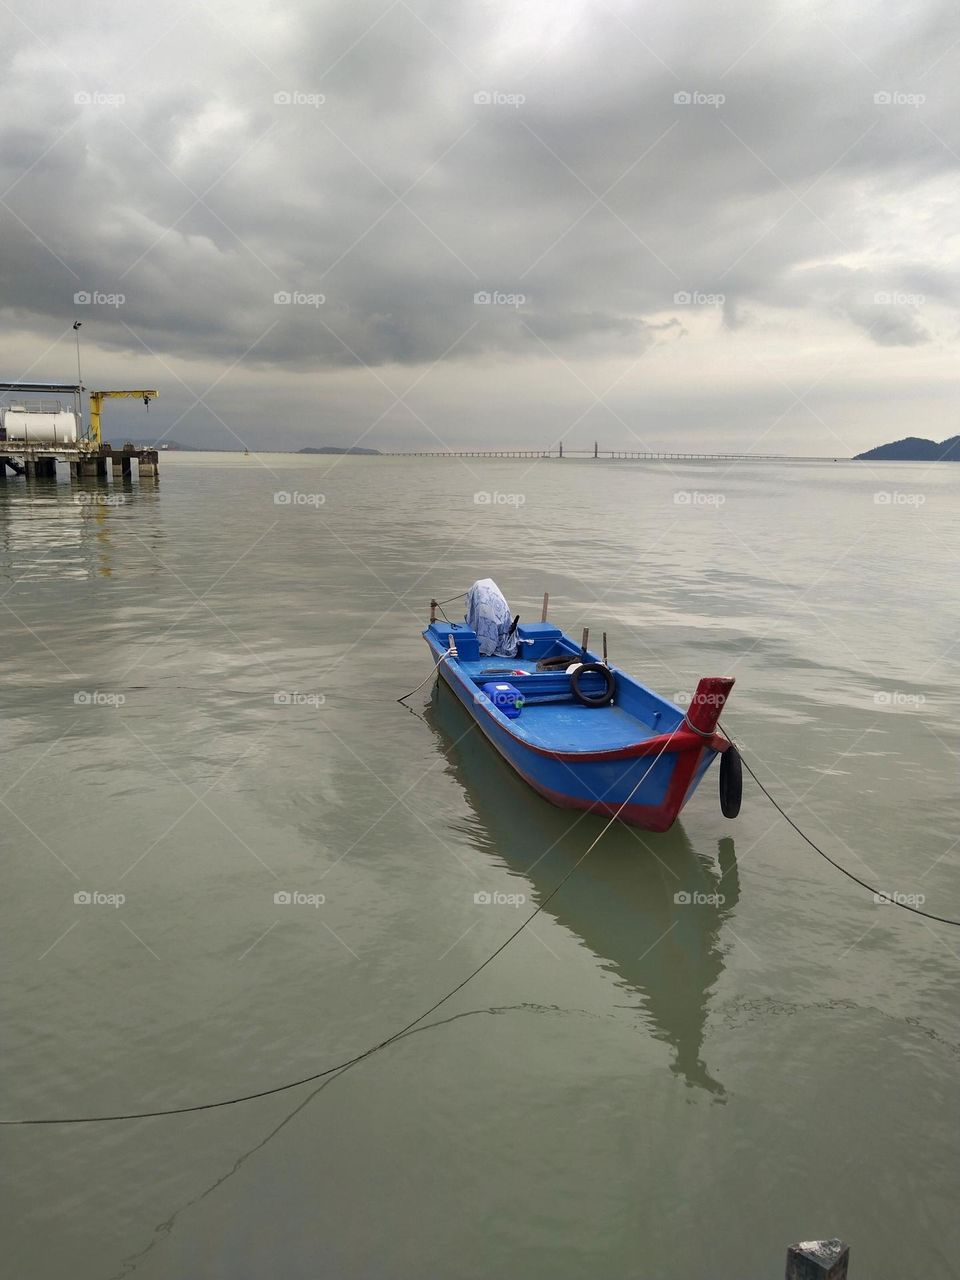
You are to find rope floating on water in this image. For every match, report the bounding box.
[5,697,957,1126]
[720,728,960,929]
[0,723,684,1125]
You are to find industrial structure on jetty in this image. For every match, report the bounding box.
[0,381,160,482]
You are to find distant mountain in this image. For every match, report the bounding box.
[854,435,960,462]
[297,445,381,455]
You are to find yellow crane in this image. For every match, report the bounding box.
[87,389,159,445]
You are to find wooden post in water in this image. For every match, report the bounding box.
[785,1240,849,1280]
[580,627,589,656]
[540,593,549,622]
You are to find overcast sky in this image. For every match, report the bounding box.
[1,0,958,453]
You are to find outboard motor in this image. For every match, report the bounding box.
[465,579,520,657]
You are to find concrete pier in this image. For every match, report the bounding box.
[0,444,159,485]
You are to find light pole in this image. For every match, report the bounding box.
[72,321,83,437]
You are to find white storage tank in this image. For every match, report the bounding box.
[0,405,78,444]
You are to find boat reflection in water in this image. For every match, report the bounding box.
[427,680,740,1097]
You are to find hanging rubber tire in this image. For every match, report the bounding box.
[570,662,616,708]
[719,744,742,819]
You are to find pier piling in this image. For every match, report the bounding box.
[785,1239,849,1280]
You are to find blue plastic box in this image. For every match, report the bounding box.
[481,681,524,719]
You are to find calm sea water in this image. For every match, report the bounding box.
[2,453,959,1279]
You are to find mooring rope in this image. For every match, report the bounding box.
[0,722,684,1125]
[396,646,453,704]
[8,693,957,1126]
[719,723,960,929]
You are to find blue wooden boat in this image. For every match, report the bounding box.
[422,594,739,832]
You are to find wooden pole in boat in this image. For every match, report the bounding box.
[785,1240,849,1280]
[430,599,437,623]
[541,592,549,622]
[580,627,589,657]
[602,631,608,664]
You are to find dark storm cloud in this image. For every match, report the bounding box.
[1,0,959,381]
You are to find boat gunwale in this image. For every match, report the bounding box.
[424,634,727,761]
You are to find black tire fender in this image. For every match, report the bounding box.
[719,744,742,819]
[570,662,616,708]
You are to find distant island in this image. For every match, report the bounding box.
[855,435,960,462]
[297,445,381,455]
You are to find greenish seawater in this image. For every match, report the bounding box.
[2,453,958,1279]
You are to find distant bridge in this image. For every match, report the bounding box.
[388,446,845,462]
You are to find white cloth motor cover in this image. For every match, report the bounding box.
[465,578,519,657]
